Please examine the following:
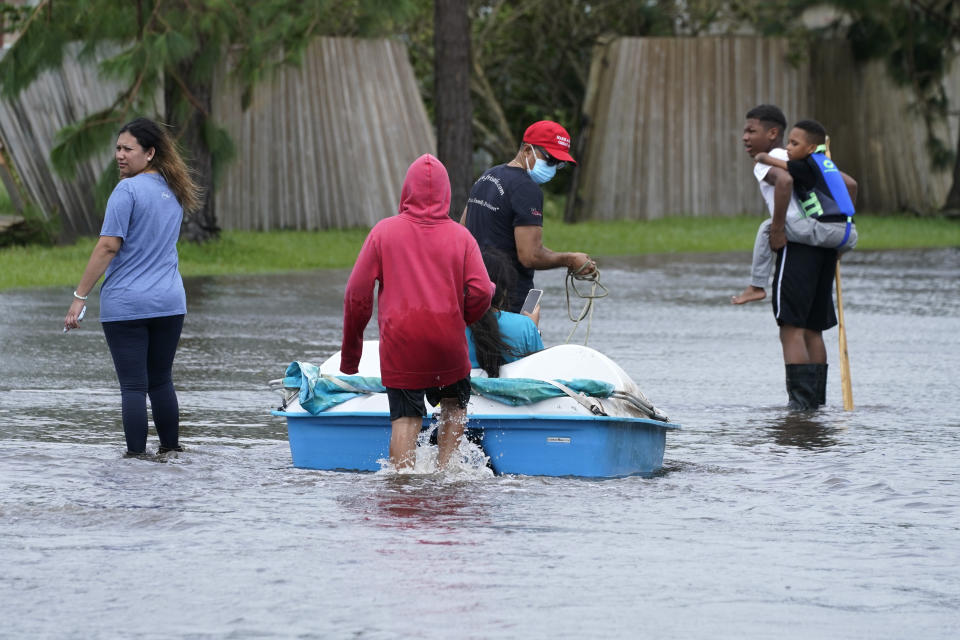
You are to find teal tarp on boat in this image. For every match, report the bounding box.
[467,376,613,406]
[283,361,615,416]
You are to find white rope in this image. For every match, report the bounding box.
[542,379,607,416]
[610,390,670,422]
[564,260,608,345]
[320,373,374,394]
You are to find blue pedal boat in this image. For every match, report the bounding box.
[271,342,680,478]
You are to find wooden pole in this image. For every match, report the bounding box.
[835,263,854,410]
[824,137,854,410]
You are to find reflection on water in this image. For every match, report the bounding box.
[367,477,490,531]
[767,413,840,450]
[1,249,959,639]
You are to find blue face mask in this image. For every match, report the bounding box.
[525,146,557,184]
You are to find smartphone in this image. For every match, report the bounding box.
[63,305,86,333]
[520,288,543,315]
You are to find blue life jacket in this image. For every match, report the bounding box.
[795,145,855,248]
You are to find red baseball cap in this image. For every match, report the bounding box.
[522,120,576,164]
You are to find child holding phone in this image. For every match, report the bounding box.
[466,248,544,378]
[520,288,543,316]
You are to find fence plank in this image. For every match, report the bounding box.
[213,37,436,231]
[573,37,811,221]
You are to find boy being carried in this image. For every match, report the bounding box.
[733,119,858,304]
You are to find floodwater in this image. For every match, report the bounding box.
[1,248,959,639]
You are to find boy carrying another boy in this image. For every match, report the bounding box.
[732,119,858,305]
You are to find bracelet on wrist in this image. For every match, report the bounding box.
[73,290,88,301]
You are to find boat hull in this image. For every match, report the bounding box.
[478,414,667,477]
[275,410,674,477]
[280,411,417,472]
[273,341,679,478]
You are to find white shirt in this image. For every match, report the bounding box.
[753,147,803,221]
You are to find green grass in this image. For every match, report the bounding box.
[175,228,371,277]
[1,215,958,291]
[547,214,960,256]
[0,228,370,291]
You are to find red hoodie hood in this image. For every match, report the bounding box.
[398,154,451,221]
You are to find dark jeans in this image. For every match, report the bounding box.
[102,315,184,453]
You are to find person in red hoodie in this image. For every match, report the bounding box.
[340,154,495,470]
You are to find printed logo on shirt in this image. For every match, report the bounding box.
[161,191,172,199]
[530,207,542,217]
[476,173,505,196]
[468,197,499,212]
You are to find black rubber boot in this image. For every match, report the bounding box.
[814,363,828,407]
[785,364,819,411]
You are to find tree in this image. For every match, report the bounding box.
[401,0,677,203]
[434,0,472,219]
[0,0,417,242]
[466,0,675,165]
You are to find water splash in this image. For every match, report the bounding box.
[372,419,494,480]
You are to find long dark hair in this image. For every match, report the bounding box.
[119,117,202,213]
[471,248,527,378]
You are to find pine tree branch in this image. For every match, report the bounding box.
[168,70,211,118]
[17,0,52,36]
[120,65,148,116]
[144,0,164,39]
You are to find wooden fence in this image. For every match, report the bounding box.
[213,37,435,230]
[3,36,958,235]
[571,36,960,221]
[0,37,433,236]
[0,46,124,237]
[570,37,809,221]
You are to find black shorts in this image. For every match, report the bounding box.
[771,242,838,331]
[385,377,472,421]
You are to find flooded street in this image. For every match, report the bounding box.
[2,248,959,639]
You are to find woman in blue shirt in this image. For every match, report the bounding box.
[466,248,544,377]
[64,118,201,457]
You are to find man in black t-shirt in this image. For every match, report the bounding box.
[461,120,594,312]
